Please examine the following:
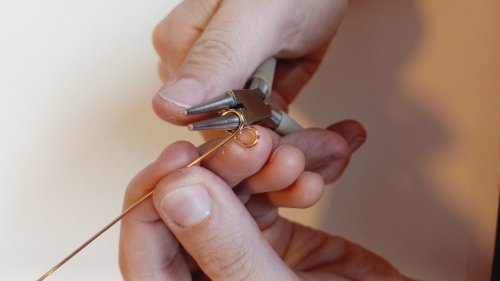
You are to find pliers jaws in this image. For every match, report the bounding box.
[185,58,302,135]
[185,89,272,131]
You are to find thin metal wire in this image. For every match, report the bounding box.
[37,110,250,281]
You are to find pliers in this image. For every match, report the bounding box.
[185,58,302,135]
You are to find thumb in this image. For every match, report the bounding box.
[153,166,298,281]
[152,0,291,125]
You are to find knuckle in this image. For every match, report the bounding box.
[152,16,188,68]
[199,233,253,280]
[186,28,241,71]
[199,0,222,14]
[152,20,168,54]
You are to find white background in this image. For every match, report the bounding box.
[0,0,498,280]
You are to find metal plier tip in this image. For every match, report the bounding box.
[185,58,302,135]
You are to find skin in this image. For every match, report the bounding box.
[120,0,415,280]
[151,0,367,210]
[119,127,412,280]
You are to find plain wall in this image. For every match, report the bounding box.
[0,0,498,280]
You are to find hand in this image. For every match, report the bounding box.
[151,0,364,183]
[152,0,347,115]
[119,127,412,280]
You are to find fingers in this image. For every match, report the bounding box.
[152,0,350,125]
[273,128,349,183]
[269,120,366,183]
[199,120,365,212]
[242,170,324,228]
[123,141,198,210]
[152,0,290,124]
[152,166,299,281]
[199,126,273,187]
[242,170,323,230]
[152,0,219,80]
[119,141,199,281]
[267,171,324,208]
[327,119,367,153]
[284,224,409,281]
[119,131,275,280]
[236,145,305,195]
[235,120,365,214]
[234,145,323,231]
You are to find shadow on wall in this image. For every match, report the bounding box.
[294,1,490,280]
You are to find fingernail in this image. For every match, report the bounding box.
[348,136,366,153]
[160,184,212,228]
[157,78,206,107]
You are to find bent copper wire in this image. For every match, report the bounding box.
[37,109,258,280]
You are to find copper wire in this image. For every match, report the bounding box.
[37,110,252,280]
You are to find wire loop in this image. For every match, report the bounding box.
[222,109,259,148]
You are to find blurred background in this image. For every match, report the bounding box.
[0,0,498,280]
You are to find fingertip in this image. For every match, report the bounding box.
[268,171,324,209]
[268,145,305,186]
[238,144,305,194]
[156,141,199,163]
[291,171,324,208]
[278,128,353,183]
[327,119,367,153]
[200,125,273,187]
[238,125,274,171]
[123,141,201,218]
[152,93,187,125]
[256,125,277,154]
[270,144,304,165]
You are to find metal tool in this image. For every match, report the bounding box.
[186,58,302,135]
